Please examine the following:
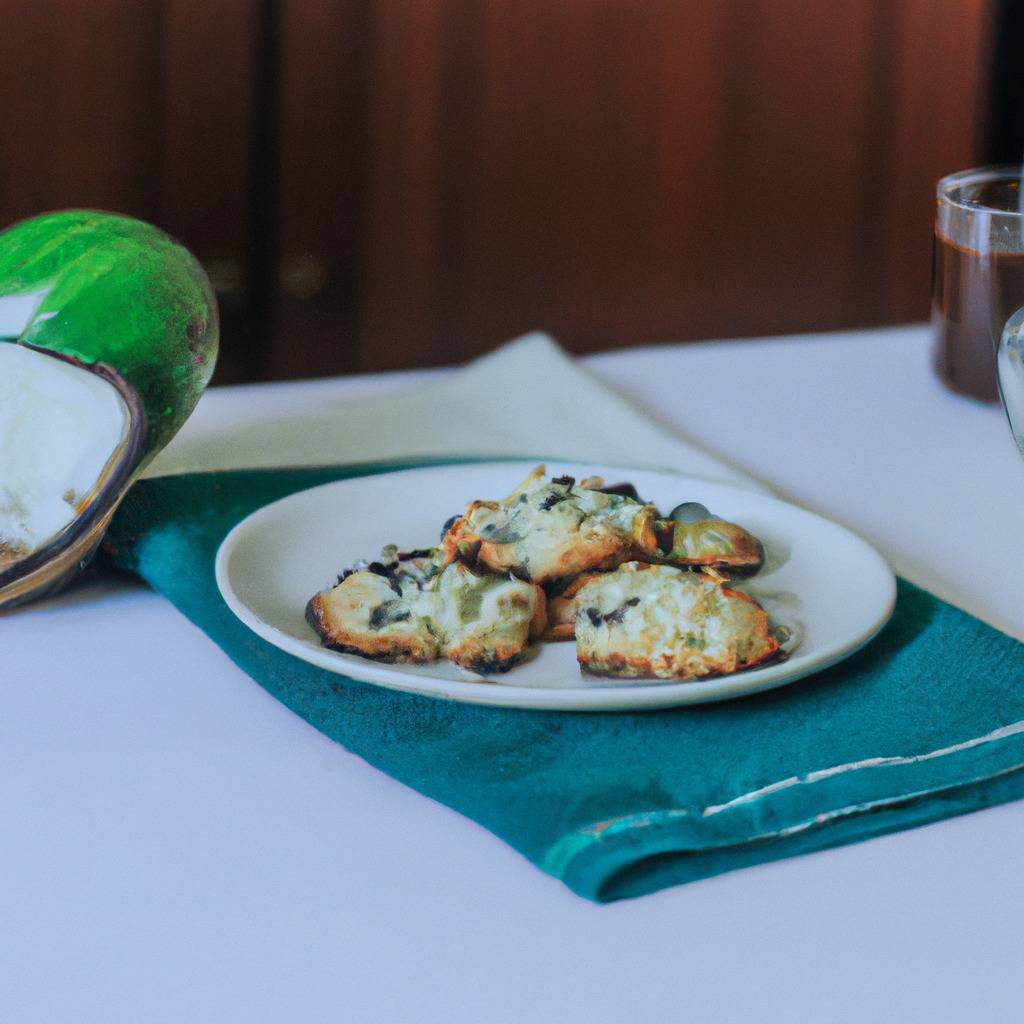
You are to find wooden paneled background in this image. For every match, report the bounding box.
[0,0,999,382]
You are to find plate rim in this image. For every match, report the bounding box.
[215,460,897,712]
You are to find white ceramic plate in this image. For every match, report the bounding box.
[216,461,895,711]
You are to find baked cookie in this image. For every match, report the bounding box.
[442,466,763,583]
[542,572,603,641]
[441,466,658,584]
[655,513,763,574]
[306,551,546,674]
[573,562,778,680]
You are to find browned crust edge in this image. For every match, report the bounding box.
[304,594,437,665]
[577,636,780,681]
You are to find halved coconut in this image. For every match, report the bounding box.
[0,210,218,609]
[0,344,145,606]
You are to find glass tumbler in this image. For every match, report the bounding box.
[932,165,1024,402]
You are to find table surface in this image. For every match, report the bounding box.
[5,325,1024,1024]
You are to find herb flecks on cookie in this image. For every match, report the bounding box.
[440,465,656,584]
[441,465,762,584]
[574,563,778,680]
[307,547,546,674]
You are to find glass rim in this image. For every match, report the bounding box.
[937,164,1023,217]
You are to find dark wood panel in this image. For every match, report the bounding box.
[0,0,163,220]
[0,0,996,381]
[268,0,373,379]
[357,0,449,372]
[271,0,989,375]
[159,0,261,383]
[0,0,259,383]
[879,0,993,323]
[354,0,882,367]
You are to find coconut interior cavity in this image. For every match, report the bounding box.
[0,343,129,567]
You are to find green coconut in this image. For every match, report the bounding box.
[0,210,218,608]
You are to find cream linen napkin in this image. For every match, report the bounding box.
[146,332,763,490]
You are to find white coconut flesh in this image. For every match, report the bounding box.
[0,343,130,568]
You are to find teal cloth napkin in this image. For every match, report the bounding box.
[105,461,1024,902]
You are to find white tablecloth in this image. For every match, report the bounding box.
[5,325,1023,1023]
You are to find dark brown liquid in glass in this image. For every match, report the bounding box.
[932,233,1024,402]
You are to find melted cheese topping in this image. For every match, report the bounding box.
[574,563,775,679]
[463,469,647,579]
[434,564,539,666]
[315,559,540,671]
